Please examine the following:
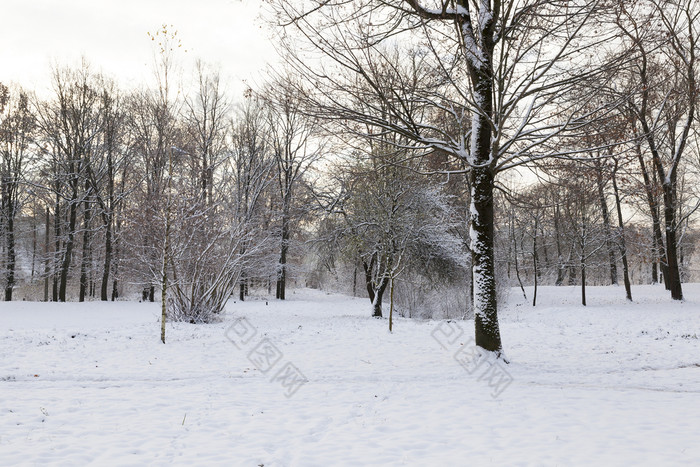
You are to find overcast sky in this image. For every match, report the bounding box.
[0,0,276,97]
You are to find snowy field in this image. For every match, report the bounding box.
[1,284,700,466]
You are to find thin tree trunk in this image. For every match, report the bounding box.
[53,193,60,302]
[554,204,565,286]
[612,164,632,301]
[111,212,121,301]
[101,152,115,301]
[372,275,389,318]
[44,207,50,302]
[352,261,358,297]
[636,139,669,288]
[362,257,376,304]
[59,195,78,302]
[276,211,289,300]
[79,190,92,302]
[594,158,617,285]
[31,205,37,280]
[532,217,538,307]
[580,208,586,306]
[512,222,527,301]
[581,258,586,306]
[4,208,15,301]
[389,276,394,332]
[101,218,112,301]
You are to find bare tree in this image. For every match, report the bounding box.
[615,0,699,300]
[1,84,34,301]
[263,78,324,300]
[184,62,228,206]
[271,0,619,354]
[130,25,183,303]
[225,95,276,301]
[34,62,104,302]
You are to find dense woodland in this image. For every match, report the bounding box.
[1,2,699,351]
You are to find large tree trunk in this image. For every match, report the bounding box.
[470,166,502,353]
[371,276,389,318]
[662,182,683,300]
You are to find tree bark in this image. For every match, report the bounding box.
[372,276,389,318]
[470,166,501,353]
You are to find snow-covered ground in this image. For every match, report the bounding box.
[1,284,699,466]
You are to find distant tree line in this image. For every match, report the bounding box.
[1,2,699,351]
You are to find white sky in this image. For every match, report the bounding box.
[0,0,276,97]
